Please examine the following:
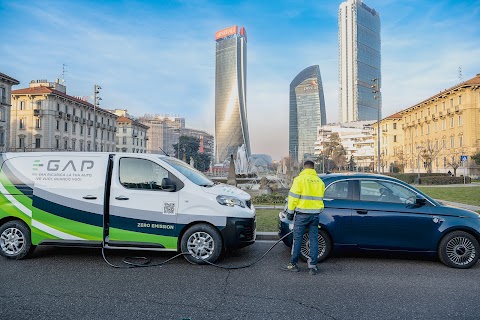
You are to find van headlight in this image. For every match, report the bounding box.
[216,195,245,208]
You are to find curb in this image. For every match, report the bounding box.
[256,232,279,241]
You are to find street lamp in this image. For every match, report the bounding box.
[371,78,381,174]
[93,84,101,152]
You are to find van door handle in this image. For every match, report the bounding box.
[115,196,129,200]
[356,210,368,215]
[83,195,97,200]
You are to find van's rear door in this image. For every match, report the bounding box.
[31,153,109,242]
[108,155,179,250]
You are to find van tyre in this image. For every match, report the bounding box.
[181,224,223,265]
[0,220,35,260]
[300,229,331,263]
[438,231,479,269]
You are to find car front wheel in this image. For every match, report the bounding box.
[438,231,479,269]
[0,220,35,260]
[181,223,223,265]
[300,229,332,263]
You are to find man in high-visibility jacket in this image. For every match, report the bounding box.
[282,160,325,275]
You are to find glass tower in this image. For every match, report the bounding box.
[339,0,381,123]
[289,65,327,164]
[214,26,251,164]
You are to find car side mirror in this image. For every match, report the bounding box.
[415,194,427,206]
[161,177,176,192]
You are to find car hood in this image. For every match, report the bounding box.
[435,203,480,218]
[202,183,251,201]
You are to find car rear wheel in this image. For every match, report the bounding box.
[0,220,35,260]
[438,231,479,269]
[300,229,331,263]
[181,223,223,265]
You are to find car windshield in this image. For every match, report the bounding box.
[160,157,214,187]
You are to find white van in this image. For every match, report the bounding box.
[0,153,256,264]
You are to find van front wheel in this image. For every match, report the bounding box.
[0,220,34,260]
[181,224,223,265]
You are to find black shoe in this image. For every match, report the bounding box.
[309,267,318,275]
[282,263,299,272]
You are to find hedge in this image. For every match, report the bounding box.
[420,176,471,185]
[385,173,448,184]
[252,193,286,204]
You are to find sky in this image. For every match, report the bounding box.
[1,0,480,161]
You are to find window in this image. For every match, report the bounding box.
[426,124,430,134]
[36,100,42,109]
[87,143,91,151]
[442,102,446,110]
[73,109,76,116]
[35,138,41,149]
[123,126,127,133]
[442,119,446,130]
[35,118,41,129]
[88,127,91,136]
[64,140,68,150]
[450,137,454,148]
[19,118,26,129]
[434,105,437,113]
[56,139,60,149]
[394,135,397,143]
[0,131,4,145]
[442,139,446,149]
[122,137,127,145]
[0,106,5,121]
[119,158,171,191]
[72,141,76,150]
[359,180,416,204]
[57,103,60,111]
[19,137,25,149]
[64,105,68,113]
[450,99,453,108]
[80,142,84,151]
[459,136,463,147]
[80,125,84,134]
[324,181,350,200]
[20,101,25,110]
[458,115,462,126]
[64,122,68,132]
[393,123,397,130]
[101,131,104,139]
[1,87,6,102]
[450,117,454,128]
[459,95,462,105]
[56,121,60,130]
[73,124,76,133]
[434,122,438,132]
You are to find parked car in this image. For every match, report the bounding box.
[278,173,480,269]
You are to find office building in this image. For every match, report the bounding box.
[139,114,185,155]
[289,65,327,164]
[214,25,251,163]
[339,0,381,122]
[11,80,118,152]
[0,72,20,151]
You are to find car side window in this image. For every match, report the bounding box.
[119,158,169,191]
[324,181,349,200]
[359,180,416,204]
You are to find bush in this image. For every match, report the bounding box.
[252,193,286,204]
[421,176,471,185]
[386,173,448,184]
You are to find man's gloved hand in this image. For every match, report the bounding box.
[286,212,294,220]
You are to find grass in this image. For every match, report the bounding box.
[256,209,280,232]
[417,186,480,207]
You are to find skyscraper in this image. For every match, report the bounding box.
[289,65,327,164]
[339,0,381,123]
[214,25,251,164]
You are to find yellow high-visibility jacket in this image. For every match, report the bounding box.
[287,168,325,214]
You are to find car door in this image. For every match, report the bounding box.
[108,156,180,250]
[351,179,438,251]
[321,179,354,246]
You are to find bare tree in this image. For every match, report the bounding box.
[446,153,461,177]
[420,140,443,174]
[393,147,406,173]
[324,133,346,171]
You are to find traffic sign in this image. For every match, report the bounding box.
[460,155,468,162]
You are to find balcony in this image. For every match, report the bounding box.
[74,116,79,122]
[96,123,100,128]
[145,136,149,141]
[66,114,72,121]
[81,118,86,124]
[101,123,106,129]
[34,109,43,117]
[55,111,64,118]
[87,120,94,126]
[455,106,461,113]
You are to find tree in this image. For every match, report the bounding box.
[472,152,480,165]
[393,147,405,173]
[347,155,356,171]
[172,136,211,172]
[419,140,443,173]
[446,153,461,177]
[323,133,346,171]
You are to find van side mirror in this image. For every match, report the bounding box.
[162,178,176,192]
[415,194,427,206]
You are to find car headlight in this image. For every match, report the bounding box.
[216,195,245,208]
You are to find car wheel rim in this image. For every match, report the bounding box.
[301,233,326,258]
[187,231,214,260]
[0,227,25,255]
[445,236,476,266]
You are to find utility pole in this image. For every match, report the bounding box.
[94,84,101,152]
[371,78,381,174]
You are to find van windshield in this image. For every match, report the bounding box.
[160,158,214,187]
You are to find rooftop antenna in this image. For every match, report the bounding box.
[61,64,67,83]
[458,66,463,83]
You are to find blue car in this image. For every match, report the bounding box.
[278,173,480,269]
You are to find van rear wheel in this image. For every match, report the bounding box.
[0,220,35,260]
[181,224,223,265]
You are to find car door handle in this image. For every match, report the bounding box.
[356,210,368,215]
[115,196,129,201]
[83,195,97,200]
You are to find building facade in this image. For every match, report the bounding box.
[398,74,480,176]
[11,80,118,152]
[339,0,381,122]
[112,112,149,153]
[314,121,374,172]
[0,72,20,151]
[214,25,251,163]
[289,65,327,164]
[139,114,185,156]
[371,112,403,173]
[181,127,214,160]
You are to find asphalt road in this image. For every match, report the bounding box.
[1,241,480,320]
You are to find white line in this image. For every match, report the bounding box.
[0,182,32,217]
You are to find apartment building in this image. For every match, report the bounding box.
[0,72,20,151]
